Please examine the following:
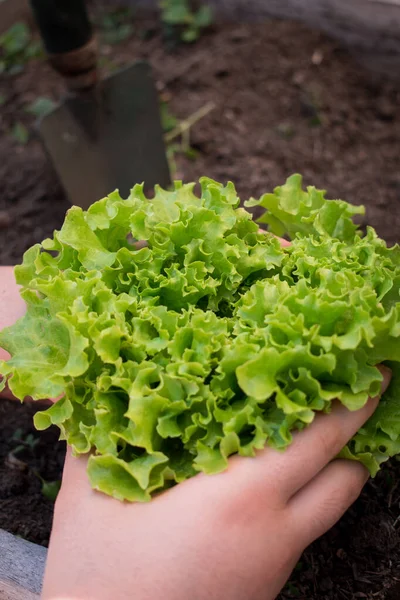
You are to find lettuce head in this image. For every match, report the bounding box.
[0,175,399,501]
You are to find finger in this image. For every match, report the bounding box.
[234,367,391,502]
[276,236,291,247]
[257,228,291,247]
[0,267,25,397]
[288,459,368,546]
[0,267,56,403]
[59,447,92,496]
[0,266,26,362]
[267,397,379,500]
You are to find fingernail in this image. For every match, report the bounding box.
[378,365,392,395]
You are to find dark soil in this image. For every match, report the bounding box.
[0,399,65,546]
[285,460,400,600]
[1,5,400,600]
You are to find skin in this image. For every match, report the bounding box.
[0,266,25,361]
[0,262,392,600]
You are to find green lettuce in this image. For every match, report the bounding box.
[1,175,399,501]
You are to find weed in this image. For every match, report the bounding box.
[300,83,324,127]
[160,100,178,133]
[164,101,214,174]
[11,122,29,145]
[9,429,61,501]
[0,22,42,74]
[97,7,134,45]
[26,96,57,118]
[166,142,180,178]
[284,582,301,597]
[160,0,212,43]
[40,478,61,502]
[11,428,39,455]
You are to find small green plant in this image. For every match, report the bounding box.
[0,22,42,74]
[6,428,61,502]
[11,428,39,456]
[284,583,301,598]
[300,84,324,128]
[11,122,29,145]
[10,429,60,501]
[160,0,212,43]
[160,100,178,133]
[164,101,214,175]
[26,96,57,119]
[35,473,61,502]
[97,6,134,45]
[160,99,178,175]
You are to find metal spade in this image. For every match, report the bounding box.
[30,0,171,209]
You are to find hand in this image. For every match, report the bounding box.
[0,266,26,361]
[0,267,26,399]
[0,255,391,600]
[42,370,390,600]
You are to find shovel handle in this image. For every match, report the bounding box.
[29,0,97,90]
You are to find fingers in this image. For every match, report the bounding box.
[288,459,369,546]
[236,368,390,502]
[62,447,88,479]
[0,267,25,357]
[55,448,94,511]
[276,236,291,247]
[265,396,379,501]
[257,228,291,248]
[0,267,26,378]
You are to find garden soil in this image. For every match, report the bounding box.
[1,5,400,599]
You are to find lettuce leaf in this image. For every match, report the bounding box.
[1,175,399,501]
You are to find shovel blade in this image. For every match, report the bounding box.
[38,62,171,209]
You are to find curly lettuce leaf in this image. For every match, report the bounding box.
[246,173,365,242]
[1,175,399,501]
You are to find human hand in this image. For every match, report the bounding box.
[0,266,26,399]
[42,369,390,600]
[0,251,391,600]
[0,266,26,360]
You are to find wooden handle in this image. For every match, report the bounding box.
[29,0,92,55]
[29,0,97,89]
